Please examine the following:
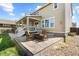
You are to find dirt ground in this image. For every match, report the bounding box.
[35,36,79,56]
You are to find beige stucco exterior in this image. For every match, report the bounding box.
[37,3,65,32]
[17,3,72,33]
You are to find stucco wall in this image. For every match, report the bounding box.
[16,3,72,33]
[37,3,65,32]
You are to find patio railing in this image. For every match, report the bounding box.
[23,25,42,32]
[16,25,42,33]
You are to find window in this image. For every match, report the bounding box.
[41,17,55,28]
[49,18,55,28]
[42,20,44,27]
[45,20,49,27]
[54,3,57,8]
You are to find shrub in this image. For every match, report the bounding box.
[0,47,19,56]
[0,33,15,51]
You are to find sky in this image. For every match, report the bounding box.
[0,3,44,21]
[0,3,79,27]
[72,3,79,27]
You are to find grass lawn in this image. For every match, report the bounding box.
[0,33,21,56]
[0,47,19,56]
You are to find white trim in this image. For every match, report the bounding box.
[48,32,67,33]
[0,27,12,29]
[64,4,66,33]
[26,15,41,17]
[48,17,55,28]
[41,17,55,29]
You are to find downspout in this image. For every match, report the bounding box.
[64,3,67,42]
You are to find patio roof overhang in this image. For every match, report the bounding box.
[16,15,42,23]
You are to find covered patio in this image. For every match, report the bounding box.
[16,15,42,27]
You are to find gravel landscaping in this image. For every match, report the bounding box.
[35,36,79,56]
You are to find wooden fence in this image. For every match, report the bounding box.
[77,28,79,35]
[70,27,79,35]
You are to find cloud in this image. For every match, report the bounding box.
[73,9,76,14]
[21,13,25,17]
[75,6,79,9]
[28,8,32,11]
[72,16,76,23]
[28,8,32,13]
[35,5,42,10]
[0,3,14,16]
[74,6,79,13]
[9,13,15,16]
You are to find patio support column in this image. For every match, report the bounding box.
[17,22,20,27]
[16,23,18,27]
[21,20,23,26]
[26,17,29,32]
[27,17,29,26]
[19,23,20,26]
[19,23,21,26]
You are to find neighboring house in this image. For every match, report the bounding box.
[0,19,16,33]
[16,3,72,36]
[72,22,77,27]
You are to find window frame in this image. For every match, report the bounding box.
[41,17,55,28]
[45,20,49,27]
[53,3,58,9]
[48,17,55,28]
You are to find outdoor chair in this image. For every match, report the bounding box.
[41,29,48,40]
[33,33,44,42]
[25,31,33,41]
[33,29,48,42]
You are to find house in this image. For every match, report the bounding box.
[16,3,72,37]
[0,19,16,33]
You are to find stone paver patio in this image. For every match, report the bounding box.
[9,33,63,55]
[21,38,63,55]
